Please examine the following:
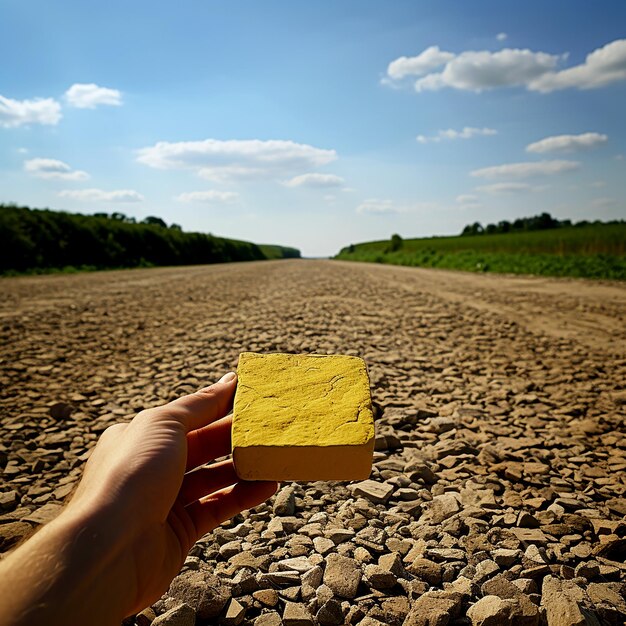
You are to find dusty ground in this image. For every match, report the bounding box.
[1,260,625,625]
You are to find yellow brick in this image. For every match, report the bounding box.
[232,352,375,481]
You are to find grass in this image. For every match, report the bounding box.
[335,223,626,280]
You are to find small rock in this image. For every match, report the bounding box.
[136,607,156,626]
[167,570,229,620]
[467,595,515,626]
[222,599,246,626]
[253,589,279,607]
[283,601,314,626]
[323,554,362,599]
[425,494,460,524]
[313,537,335,555]
[316,599,344,626]
[541,575,591,626]
[406,558,443,586]
[364,564,397,590]
[403,591,463,626]
[274,486,296,516]
[254,612,282,626]
[351,480,394,504]
[152,604,195,626]
[0,521,32,550]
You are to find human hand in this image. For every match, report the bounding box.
[0,372,278,625]
[65,371,277,616]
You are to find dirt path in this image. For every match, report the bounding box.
[1,260,625,624]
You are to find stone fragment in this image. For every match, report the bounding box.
[0,521,32,550]
[313,536,335,555]
[222,599,246,626]
[406,558,443,586]
[0,490,18,512]
[254,612,282,626]
[316,599,344,626]
[467,596,515,626]
[322,554,362,599]
[403,591,463,626]
[364,564,397,590]
[232,353,374,481]
[253,589,279,607]
[274,486,296,516]
[424,494,460,523]
[351,480,394,504]
[283,601,314,626]
[167,570,229,620]
[541,575,593,626]
[152,604,195,626]
[136,607,156,626]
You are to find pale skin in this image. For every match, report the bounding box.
[0,372,278,626]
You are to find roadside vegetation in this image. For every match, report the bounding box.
[336,214,626,280]
[0,205,300,275]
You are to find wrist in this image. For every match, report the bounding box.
[0,502,137,626]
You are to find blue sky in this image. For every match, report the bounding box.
[1,1,625,256]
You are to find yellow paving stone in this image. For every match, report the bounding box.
[232,352,375,481]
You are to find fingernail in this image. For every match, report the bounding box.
[219,371,237,384]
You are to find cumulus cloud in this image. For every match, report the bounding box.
[137,138,337,182]
[526,132,608,153]
[496,33,508,42]
[65,83,122,109]
[471,160,580,179]
[417,127,497,143]
[58,188,143,202]
[386,39,626,93]
[356,199,401,214]
[387,46,456,79]
[475,182,533,193]
[175,190,239,203]
[530,40,626,92]
[0,95,62,128]
[24,158,89,181]
[416,48,560,92]
[283,173,345,188]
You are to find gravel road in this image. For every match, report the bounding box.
[1,260,625,625]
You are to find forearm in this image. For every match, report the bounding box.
[0,504,135,626]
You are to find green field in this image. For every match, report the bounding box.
[335,223,626,280]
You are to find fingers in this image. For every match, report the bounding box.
[167,372,237,433]
[186,480,278,538]
[179,460,238,505]
[186,415,232,471]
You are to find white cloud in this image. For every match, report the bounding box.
[415,48,560,92]
[175,190,239,203]
[356,199,401,214]
[417,127,497,143]
[24,158,89,181]
[386,39,626,93]
[64,83,122,109]
[456,194,478,203]
[137,138,337,182]
[283,173,345,188]
[0,95,62,128]
[475,182,533,193]
[590,180,606,188]
[471,159,580,179]
[496,33,508,42]
[530,39,626,92]
[58,188,143,202]
[526,132,608,153]
[387,46,455,79]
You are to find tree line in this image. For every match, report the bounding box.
[461,212,624,236]
[0,205,300,274]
